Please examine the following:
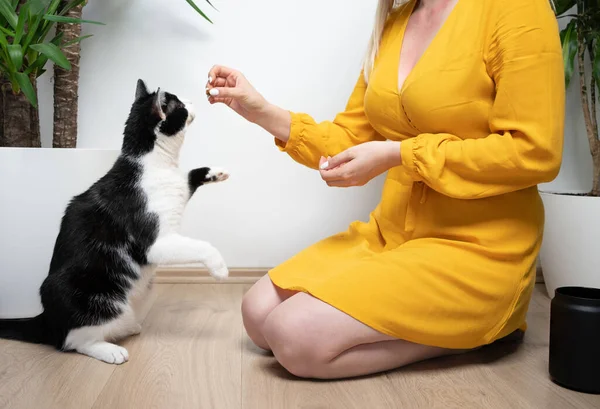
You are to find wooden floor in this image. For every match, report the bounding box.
[1,284,599,409]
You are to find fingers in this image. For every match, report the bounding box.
[318,149,353,181]
[207,86,243,100]
[207,65,237,84]
[321,150,353,170]
[319,161,350,183]
[206,65,246,105]
[206,77,230,104]
[213,77,227,87]
[319,151,363,187]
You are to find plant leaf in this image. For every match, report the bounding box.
[28,0,53,15]
[0,0,18,29]
[29,42,71,69]
[204,0,218,11]
[184,0,212,23]
[0,24,13,39]
[49,31,64,45]
[42,14,105,25]
[15,72,37,107]
[0,26,7,47]
[63,33,92,47]
[59,0,87,16]
[553,0,576,16]
[24,53,48,75]
[13,2,28,43]
[22,12,43,50]
[561,20,578,88]
[46,0,62,16]
[0,30,12,70]
[7,44,23,70]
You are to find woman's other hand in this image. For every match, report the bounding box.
[319,141,402,187]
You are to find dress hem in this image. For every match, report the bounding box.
[267,271,521,351]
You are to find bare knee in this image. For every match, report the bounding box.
[262,309,329,379]
[241,290,272,351]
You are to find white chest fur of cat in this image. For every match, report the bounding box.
[63,91,229,365]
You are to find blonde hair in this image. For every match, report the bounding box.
[363,0,408,83]
[362,0,557,83]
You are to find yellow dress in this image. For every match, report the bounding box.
[269,0,565,349]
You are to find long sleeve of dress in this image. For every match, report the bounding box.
[399,0,565,199]
[276,72,384,170]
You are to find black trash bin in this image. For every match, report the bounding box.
[549,286,600,394]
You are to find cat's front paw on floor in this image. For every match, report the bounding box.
[78,342,130,365]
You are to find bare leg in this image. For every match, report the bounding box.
[261,292,470,379]
[147,234,228,279]
[241,274,296,350]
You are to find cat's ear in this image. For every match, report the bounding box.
[135,79,150,100]
[152,88,167,120]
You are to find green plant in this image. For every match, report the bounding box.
[0,0,101,107]
[555,0,600,195]
[0,0,215,148]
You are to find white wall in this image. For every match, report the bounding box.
[35,1,596,268]
[39,0,383,268]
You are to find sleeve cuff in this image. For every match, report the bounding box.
[274,111,302,155]
[400,136,423,181]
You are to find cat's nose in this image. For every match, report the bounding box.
[182,100,195,124]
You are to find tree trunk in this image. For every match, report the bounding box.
[575,18,599,196]
[588,42,599,196]
[592,153,600,196]
[0,78,41,147]
[52,2,84,148]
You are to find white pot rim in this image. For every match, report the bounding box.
[0,147,120,152]
[538,189,598,197]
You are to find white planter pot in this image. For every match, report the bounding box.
[539,191,600,299]
[0,148,120,318]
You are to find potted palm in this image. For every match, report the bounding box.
[539,0,600,297]
[0,0,214,318]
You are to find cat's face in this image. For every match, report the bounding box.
[122,79,196,156]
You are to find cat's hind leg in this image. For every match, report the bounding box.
[188,167,229,195]
[63,305,137,365]
[129,267,157,333]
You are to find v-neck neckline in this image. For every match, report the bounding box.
[393,0,461,96]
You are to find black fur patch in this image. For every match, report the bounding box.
[121,86,189,156]
[188,167,213,195]
[160,106,188,136]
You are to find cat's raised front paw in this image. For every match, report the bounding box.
[207,167,230,183]
[206,252,229,280]
[211,263,229,280]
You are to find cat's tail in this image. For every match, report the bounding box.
[0,313,50,345]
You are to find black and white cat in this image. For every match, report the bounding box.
[0,79,229,364]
